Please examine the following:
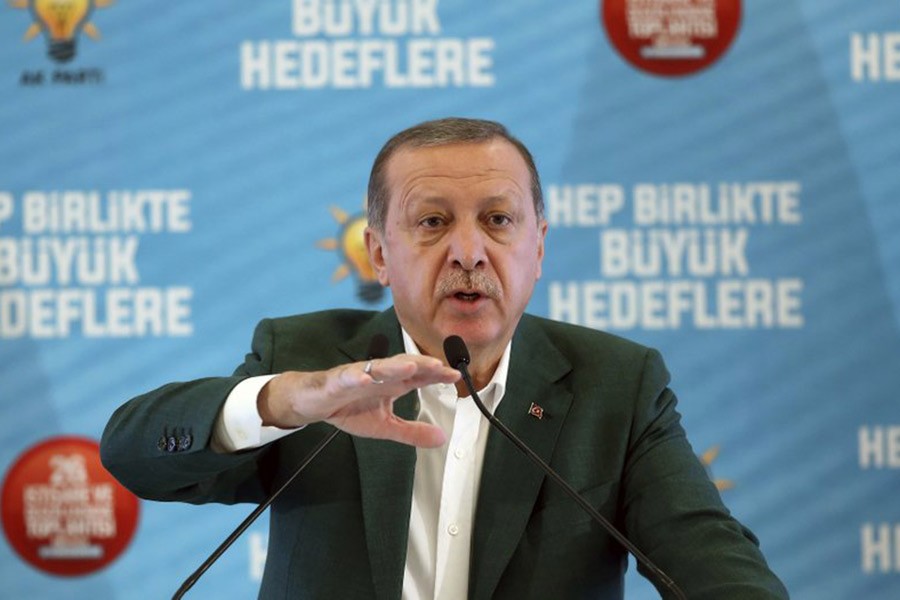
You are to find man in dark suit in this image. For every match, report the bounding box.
[101,118,789,599]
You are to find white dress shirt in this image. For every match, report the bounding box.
[212,330,510,600]
[400,329,508,600]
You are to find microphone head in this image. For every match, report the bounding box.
[367,333,390,359]
[443,335,470,369]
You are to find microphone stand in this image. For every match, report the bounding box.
[172,428,340,599]
[444,335,687,600]
[172,334,390,598]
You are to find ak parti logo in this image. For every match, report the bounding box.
[602,0,741,77]
[317,200,385,305]
[10,0,114,63]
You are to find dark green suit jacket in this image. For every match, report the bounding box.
[101,308,788,599]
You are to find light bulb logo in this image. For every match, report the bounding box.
[699,445,734,491]
[10,0,115,63]
[317,203,385,304]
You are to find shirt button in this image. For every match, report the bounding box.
[454,448,465,459]
[447,524,459,536]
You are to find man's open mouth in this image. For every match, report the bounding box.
[454,291,482,302]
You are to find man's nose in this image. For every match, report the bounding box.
[447,221,487,270]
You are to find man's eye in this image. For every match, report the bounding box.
[488,214,512,226]
[420,216,444,228]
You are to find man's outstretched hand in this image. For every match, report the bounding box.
[257,355,461,447]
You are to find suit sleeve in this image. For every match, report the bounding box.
[100,318,282,505]
[622,349,790,599]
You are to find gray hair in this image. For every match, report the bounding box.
[366,117,544,232]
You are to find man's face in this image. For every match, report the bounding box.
[366,138,547,364]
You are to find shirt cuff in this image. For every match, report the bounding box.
[212,375,303,453]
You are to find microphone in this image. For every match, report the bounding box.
[172,334,390,599]
[442,335,686,600]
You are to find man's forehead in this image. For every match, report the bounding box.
[385,139,530,191]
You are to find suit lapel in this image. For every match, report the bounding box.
[470,317,574,600]
[337,311,574,600]
[340,309,417,600]
[352,396,417,600]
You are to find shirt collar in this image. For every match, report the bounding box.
[400,328,511,409]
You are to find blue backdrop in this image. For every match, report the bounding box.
[2,1,899,598]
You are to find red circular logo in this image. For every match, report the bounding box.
[2,436,140,577]
[602,0,742,77]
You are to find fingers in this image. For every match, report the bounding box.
[332,355,459,397]
[356,355,460,389]
[267,354,461,444]
[324,398,447,448]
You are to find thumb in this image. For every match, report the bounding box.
[383,417,447,448]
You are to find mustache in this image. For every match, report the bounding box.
[436,270,501,300]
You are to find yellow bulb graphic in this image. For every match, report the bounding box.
[318,205,385,304]
[341,217,377,283]
[34,0,91,62]
[12,0,114,64]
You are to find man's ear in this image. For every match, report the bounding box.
[535,219,548,280]
[364,226,390,286]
